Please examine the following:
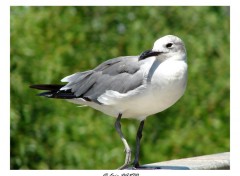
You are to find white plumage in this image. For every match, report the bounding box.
[30,35,188,169]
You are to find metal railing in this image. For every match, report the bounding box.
[128,152,230,170]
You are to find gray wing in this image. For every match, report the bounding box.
[61,56,144,103]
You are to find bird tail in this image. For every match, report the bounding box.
[29,84,77,99]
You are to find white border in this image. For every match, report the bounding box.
[0,0,10,175]
[2,0,237,176]
[9,0,231,6]
[230,1,240,173]
[10,170,231,176]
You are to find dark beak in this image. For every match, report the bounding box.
[138,50,162,61]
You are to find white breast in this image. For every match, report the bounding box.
[69,58,187,121]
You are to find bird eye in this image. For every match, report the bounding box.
[166,43,173,48]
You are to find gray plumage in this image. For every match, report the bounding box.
[61,56,144,103]
[30,35,188,169]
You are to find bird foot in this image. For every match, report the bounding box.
[126,164,162,170]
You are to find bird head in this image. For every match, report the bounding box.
[139,35,187,62]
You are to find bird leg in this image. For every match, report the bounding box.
[115,113,131,170]
[133,120,145,168]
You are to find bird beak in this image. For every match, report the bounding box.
[138,50,162,61]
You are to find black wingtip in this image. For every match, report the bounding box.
[30,84,79,99]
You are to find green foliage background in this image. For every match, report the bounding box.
[10,6,230,169]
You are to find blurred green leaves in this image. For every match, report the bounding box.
[11,6,229,169]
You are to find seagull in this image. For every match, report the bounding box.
[30,35,188,169]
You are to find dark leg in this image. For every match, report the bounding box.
[115,113,131,170]
[133,120,145,168]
